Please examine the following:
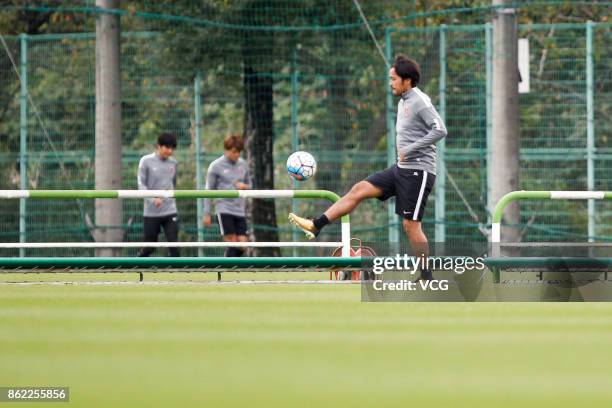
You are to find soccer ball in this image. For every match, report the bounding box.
[286,151,317,181]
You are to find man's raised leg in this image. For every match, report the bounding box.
[289,181,382,239]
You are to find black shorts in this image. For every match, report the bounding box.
[217,213,248,236]
[365,165,435,221]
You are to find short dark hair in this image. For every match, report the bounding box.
[392,55,420,86]
[157,132,177,148]
[223,134,244,152]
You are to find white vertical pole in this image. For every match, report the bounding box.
[341,222,351,257]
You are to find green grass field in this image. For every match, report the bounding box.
[2,281,612,407]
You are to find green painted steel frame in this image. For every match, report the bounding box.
[0,257,363,270]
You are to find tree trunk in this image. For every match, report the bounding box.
[242,21,279,256]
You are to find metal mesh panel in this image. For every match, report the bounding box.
[0,35,20,245]
[0,3,610,255]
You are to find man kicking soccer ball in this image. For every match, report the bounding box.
[289,55,447,281]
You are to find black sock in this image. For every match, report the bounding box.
[421,269,433,280]
[313,214,330,230]
[227,247,246,257]
[225,247,239,257]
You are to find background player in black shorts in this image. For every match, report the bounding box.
[137,133,180,257]
[203,135,252,257]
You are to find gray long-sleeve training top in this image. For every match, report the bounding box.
[137,152,178,217]
[396,87,448,175]
[203,155,252,217]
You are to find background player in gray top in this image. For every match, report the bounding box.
[137,133,180,257]
[289,55,447,280]
[203,135,252,257]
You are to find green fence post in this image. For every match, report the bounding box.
[485,23,493,229]
[19,33,28,258]
[435,25,447,243]
[385,27,399,252]
[194,71,204,256]
[586,21,595,242]
[291,46,300,256]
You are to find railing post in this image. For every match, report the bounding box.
[19,33,28,258]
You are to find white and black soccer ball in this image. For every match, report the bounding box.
[286,151,317,181]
